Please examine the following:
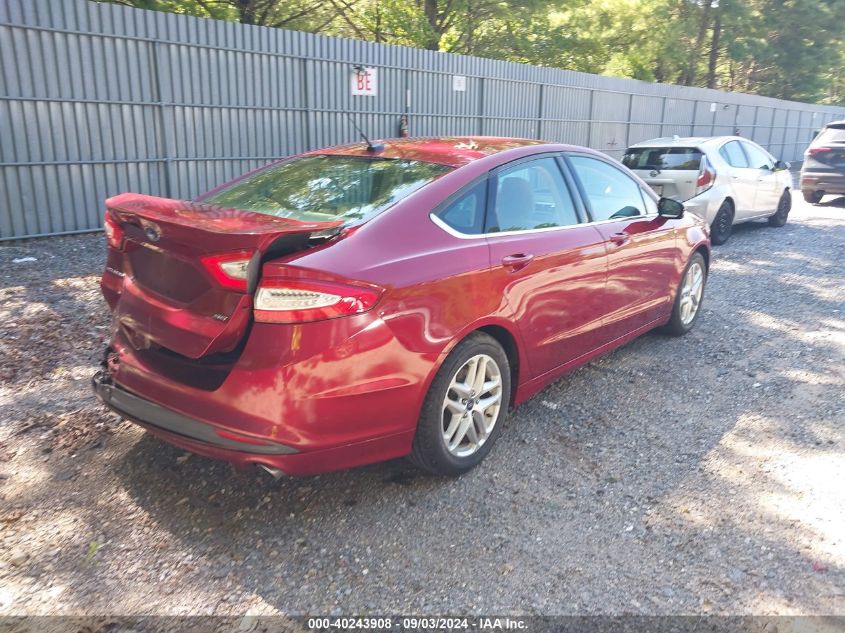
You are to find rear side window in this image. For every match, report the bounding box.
[622,147,703,170]
[569,155,645,221]
[435,179,487,235]
[741,142,774,170]
[720,141,749,168]
[489,157,580,232]
[203,155,451,224]
[817,125,845,143]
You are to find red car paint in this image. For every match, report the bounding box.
[94,137,710,476]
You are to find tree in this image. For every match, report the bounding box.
[95,0,845,105]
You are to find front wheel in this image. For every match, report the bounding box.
[768,190,791,227]
[710,201,734,245]
[664,252,707,336]
[409,333,511,476]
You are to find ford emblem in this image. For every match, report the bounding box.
[144,224,161,242]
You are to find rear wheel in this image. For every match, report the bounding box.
[802,190,824,204]
[664,252,707,336]
[710,201,734,245]
[768,190,791,227]
[409,333,510,476]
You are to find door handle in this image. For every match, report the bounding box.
[609,232,630,246]
[501,253,534,272]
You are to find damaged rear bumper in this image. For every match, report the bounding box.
[92,370,298,456]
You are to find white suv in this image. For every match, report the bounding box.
[622,136,793,244]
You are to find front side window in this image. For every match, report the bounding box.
[489,157,579,232]
[203,155,452,224]
[720,141,749,168]
[568,155,645,222]
[741,142,774,170]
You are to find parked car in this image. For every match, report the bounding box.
[623,136,793,245]
[93,137,710,477]
[800,120,845,204]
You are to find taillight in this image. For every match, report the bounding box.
[103,212,124,249]
[200,251,254,292]
[254,279,383,324]
[695,157,716,196]
[806,147,831,157]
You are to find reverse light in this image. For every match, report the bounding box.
[254,279,383,324]
[200,250,254,292]
[695,157,716,196]
[104,212,124,249]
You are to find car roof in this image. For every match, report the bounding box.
[309,136,553,168]
[824,119,845,127]
[627,136,741,149]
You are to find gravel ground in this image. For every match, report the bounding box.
[0,190,843,619]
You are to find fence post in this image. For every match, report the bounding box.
[150,39,173,199]
[586,89,594,148]
[751,105,759,142]
[625,92,634,148]
[711,101,717,136]
[301,57,312,152]
[477,77,485,136]
[659,96,667,137]
[690,102,697,136]
[536,82,545,140]
[768,108,776,149]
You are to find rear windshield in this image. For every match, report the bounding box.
[622,147,703,171]
[202,155,452,223]
[817,125,845,143]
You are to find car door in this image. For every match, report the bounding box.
[566,153,678,342]
[719,140,757,214]
[483,155,609,379]
[741,141,780,213]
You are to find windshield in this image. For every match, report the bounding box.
[202,155,452,223]
[817,125,845,143]
[622,147,703,171]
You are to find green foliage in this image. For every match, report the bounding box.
[95,0,845,104]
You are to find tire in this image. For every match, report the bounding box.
[664,252,707,336]
[768,190,791,227]
[409,332,511,476]
[710,201,734,246]
[802,190,824,204]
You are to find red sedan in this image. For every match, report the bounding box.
[93,137,710,477]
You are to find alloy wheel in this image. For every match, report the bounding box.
[679,261,704,326]
[441,354,503,457]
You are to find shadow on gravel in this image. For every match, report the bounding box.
[817,195,845,208]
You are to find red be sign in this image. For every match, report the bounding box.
[351,67,378,97]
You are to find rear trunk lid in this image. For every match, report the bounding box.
[103,193,341,359]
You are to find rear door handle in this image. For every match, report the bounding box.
[609,232,630,246]
[501,253,534,272]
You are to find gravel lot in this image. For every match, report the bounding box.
[1,191,843,619]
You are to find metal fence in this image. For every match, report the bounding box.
[2,0,844,240]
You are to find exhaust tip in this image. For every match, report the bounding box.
[257,464,285,480]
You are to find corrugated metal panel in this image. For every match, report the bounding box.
[1,0,844,239]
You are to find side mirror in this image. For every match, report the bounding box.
[773,160,790,171]
[657,197,684,219]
